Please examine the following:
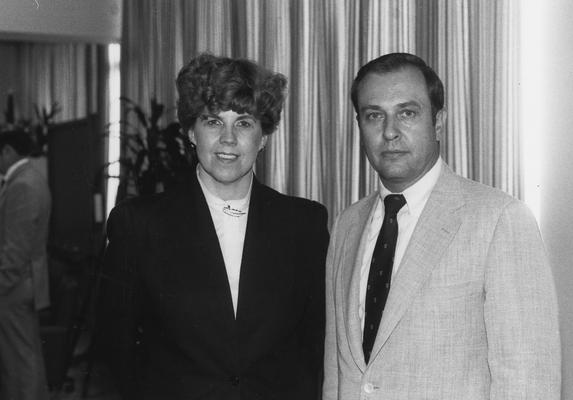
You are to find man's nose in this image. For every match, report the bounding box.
[382,116,399,141]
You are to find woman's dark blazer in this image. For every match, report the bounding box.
[98,170,329,400]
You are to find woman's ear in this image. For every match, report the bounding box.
[259,134,268,151]
[188,129,196,146]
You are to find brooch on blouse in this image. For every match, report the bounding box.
[222,205,246,217]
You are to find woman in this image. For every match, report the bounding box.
[99,54,329,400]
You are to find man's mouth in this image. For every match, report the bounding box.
[381,150,407,157]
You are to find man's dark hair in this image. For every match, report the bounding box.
[351,52,445,123]
[176,53,288,135]
[0,128,33,156]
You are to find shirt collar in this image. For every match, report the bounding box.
[196,165,253,215]
[379,157,442,217]
[3,158,29,182]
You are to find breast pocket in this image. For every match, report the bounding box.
[410,280,485,344]
[421,280,484,302]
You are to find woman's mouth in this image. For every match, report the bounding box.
[216,152,239,161]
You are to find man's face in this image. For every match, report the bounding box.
[356,67,446,193]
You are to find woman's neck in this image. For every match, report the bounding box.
[196,164,253,201]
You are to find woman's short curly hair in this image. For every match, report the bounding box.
[176,53,288,135]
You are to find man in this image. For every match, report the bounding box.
[323,53,561,399]
[0,129,50,400]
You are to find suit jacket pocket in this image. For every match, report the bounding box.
[407,280,486,352]
[421,279,483,302]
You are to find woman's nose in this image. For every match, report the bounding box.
[219,125,238,144]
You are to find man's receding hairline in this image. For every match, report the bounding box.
[356,66,433,105]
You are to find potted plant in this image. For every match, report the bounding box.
[107,97,194,201]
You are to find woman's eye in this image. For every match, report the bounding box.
[236,119,254,128]
[206,118,222,126]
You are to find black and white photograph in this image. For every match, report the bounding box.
[0,1,570,399]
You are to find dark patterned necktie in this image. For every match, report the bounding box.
[362,194,406,364]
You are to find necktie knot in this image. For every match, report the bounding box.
[383,194,406,216]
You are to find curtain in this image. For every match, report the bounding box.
[416,0,521,197]
[121,0,521,222]
[8,42,101,123]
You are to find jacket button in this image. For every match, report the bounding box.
[364,383,375,393]
[230,376,240,386]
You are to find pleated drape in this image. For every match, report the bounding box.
[121,0,521,222]
[416,0,521,197]
[0,42,100,124]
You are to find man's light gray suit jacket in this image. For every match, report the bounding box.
[0,161,51,310]
[323,165,561,400]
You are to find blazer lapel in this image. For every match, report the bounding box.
[175,172,236,325]
[369,166,464,361]
[344,193,378,372]
[0,161,28,200]
[0,163,31,239]
[235,178,267,322]
[0,182,5,204]
[235,178,300,369]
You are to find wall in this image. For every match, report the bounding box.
[0,0,121,43]
[532,1,573,397]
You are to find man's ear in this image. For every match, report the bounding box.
[434,108,447,141]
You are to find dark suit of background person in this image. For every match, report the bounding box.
[0,130,51,400]
[98,54,329,400]
[323,53,561,400]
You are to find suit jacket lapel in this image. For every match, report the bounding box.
[0,182,5,204]
[176,172,236,325]
[0,161,29,200]
[344,193,378,372]
[235,177,267,322]
[369,166,464,361]
[0,162,31,237]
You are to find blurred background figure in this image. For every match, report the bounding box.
[98,53,329,400]
[0,128,51,400]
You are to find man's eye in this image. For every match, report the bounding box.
[399,109,417,119]
[365,112,384,121]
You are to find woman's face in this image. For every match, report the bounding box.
[190,109,268,200]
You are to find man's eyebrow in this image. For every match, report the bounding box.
[359,101,422,113]
[396,101,422,109]
[359,104,383,113]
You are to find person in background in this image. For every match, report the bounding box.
[99,53,329,400]
[323,52,561,400]
[0,129,51,400]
